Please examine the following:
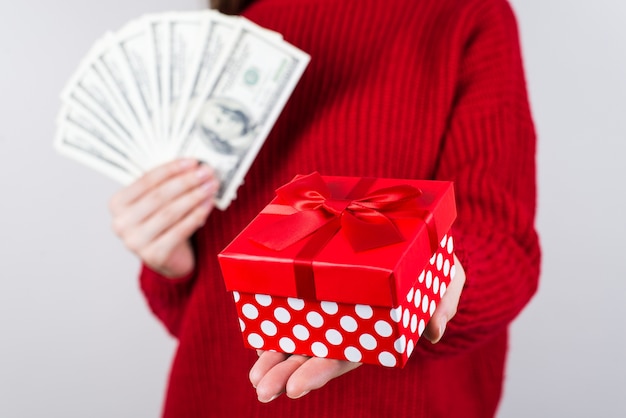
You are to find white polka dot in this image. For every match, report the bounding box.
[429,253,436,265]
[247,333,264,349]
[402,308,410,328]
[394,335,407,353]
[287,297,305,310]
[374,320,393,337]
[344,346,362,362]
[355,304,374,319]
[436,253,444,271]
[279,337,296,353]
[425,271,433,289]
[232,291,240,303]
[440,234,448,248]
[274,307,291,323]
[321,301,338,315]
[443,259,451,277]
[390,307,402,323]
[378,352,397,368]
[410,314,418,333]
[440,282,447,298]
[418,270,425,283]
[239,318,245,332]
[293,324,310,341]
[242,304,259,319]
[429,300,437,316]
[325,329,343,345]
[261,320,277,336]
[414,289,422,309]
[422,294,429,313]
[306,311,324,328]
[407,339,415,357]
[311,342,329,357]
[406,288,415,303]
[433,276,440,294]
[359,333,377,350]
[450,265,456,280]
[418,319,426,336]
[447,236,454,254]
[340,315,358,332]
[255,294,272,307]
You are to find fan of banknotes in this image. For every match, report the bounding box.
[54,10,310,210]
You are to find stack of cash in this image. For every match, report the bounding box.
[55,10,310,210]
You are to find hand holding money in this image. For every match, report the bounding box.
[55,9,310,210]
[108,159,219,278]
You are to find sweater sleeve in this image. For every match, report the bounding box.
[417,0,541,356]
[139,262,197,338]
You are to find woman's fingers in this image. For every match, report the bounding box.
[109,158,197,213]
[121,178,217,253]
[250,351,361,403]
[249,351,287,388]
[423,254,466,343]
[283,357,360,399]
[108,158,220,277]
[110,163,216,236]
[138,197,216,276]
[252,353,309,403]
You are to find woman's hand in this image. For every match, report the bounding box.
[250,352,361,403]
[249,255,466,402]
[108,158,219,278]
[422,254,466,344]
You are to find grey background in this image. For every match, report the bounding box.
[0,0,624,416]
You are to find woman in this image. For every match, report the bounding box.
[109,0,541,416]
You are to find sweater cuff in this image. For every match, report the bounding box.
[140,263,197,285]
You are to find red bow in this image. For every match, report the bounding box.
[251,173,422,253]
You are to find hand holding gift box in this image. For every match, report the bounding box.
[218,173,458,369]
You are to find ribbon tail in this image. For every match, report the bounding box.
[250,210,334,251]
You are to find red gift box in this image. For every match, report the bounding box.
[218,173,456,368]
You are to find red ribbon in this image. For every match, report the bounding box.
[250,173,440,300]
[251,172,423,253]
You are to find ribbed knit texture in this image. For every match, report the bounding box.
[139,0,541,416]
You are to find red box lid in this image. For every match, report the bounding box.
[218,173,456,308]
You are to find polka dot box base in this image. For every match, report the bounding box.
[232,234,455,368]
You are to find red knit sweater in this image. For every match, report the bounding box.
[140,0,541,416]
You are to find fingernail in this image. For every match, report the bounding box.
[179,158,196,169]
[196,165,212,179]
[292,390,310,399]
[201,197,213,209]
[259,394,280,403]
[201,180,219,195]
[432,318,447,344]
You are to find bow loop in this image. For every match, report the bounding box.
[252,173,422,252]
[347,185,422,219]
[276,172,339,214]
[351,185,421,208]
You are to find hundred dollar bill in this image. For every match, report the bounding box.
[97,33,159,161]
[172,11,240,145]
[55,123,136,185]
[56,105,143,176]
[144,16,167,145]
[178,19,310,210]
[60,43,151,168]
[55,10,310,209]
[166,12,211,154]
[114,18,160,156]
